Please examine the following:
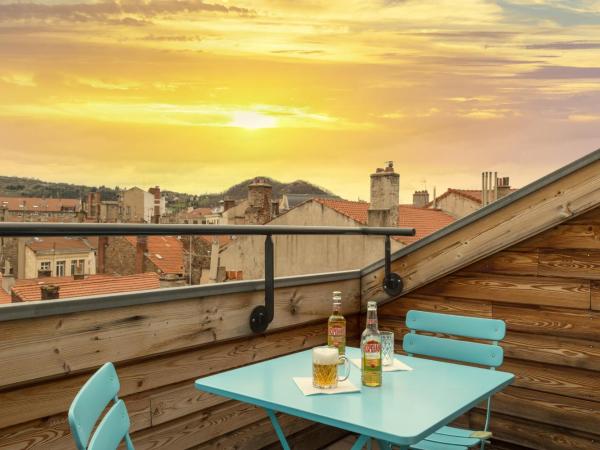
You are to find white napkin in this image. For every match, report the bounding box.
[293,377,360,396]
[350,358,413,372]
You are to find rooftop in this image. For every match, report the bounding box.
[10,272,160,302]
[313,198,455,244]
[124,235,184,275]
[26,236,93,254]
[0,196,80,212]
[434,188,519,204]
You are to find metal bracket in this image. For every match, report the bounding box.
[383,235,403,296]
[250,234,275,333]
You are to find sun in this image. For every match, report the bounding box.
[229,111,277,129]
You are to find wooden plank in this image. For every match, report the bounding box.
[418,273,590,309]
[592,281,600,311]
[502,359,600,402]
[271,422,350,450]
[196,413,314,450]
[380,293,491,318]
[0,318,353,430]
[539,249,600,279]
[489,386,600,436]
[514,224,600,251]
[463,251,539,277]
[503,331,600,371]
[471,410,599,450]
[0,278,360,388]
[493,304,600,341]
[131,401,264,450]
[362,164,600,305]
[0,413,72,450]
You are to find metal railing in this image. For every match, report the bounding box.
[0,222,415,332]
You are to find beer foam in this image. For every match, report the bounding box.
[312,346,339,365]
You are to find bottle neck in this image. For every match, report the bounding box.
[366,308,378,330]
[332,301,341,315]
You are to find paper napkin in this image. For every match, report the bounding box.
[350,358,413,372]
[293,377,360,396]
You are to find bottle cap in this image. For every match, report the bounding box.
[367,301,377,309]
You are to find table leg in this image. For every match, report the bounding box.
[351,435,370,449]
[264,408,291,450]
[376,439,393,449]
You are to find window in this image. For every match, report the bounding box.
[40,261,50,271]
[55,260,66,277]
[71,259,85,275]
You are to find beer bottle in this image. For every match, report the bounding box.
[361,301,382,387]
[327,291,346,358]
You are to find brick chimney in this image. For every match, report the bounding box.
[223,198,236,212]
[497,176,511,199]
[97,236,108,274]
[412,190,430,207]
[368,161,399,227]
[135,236,148,273]
[40,284,60,300]
[148,186,161,224]
[245,178,272,224]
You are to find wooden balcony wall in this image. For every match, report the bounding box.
[375,207,600,450]
[0,274,360,449]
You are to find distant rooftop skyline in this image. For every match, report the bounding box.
[0,0,598,202]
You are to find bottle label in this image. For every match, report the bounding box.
[363,339,381,370]
[328,324,346,353]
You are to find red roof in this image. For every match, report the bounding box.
[0,196,80,212]
[0,274,10,304]
[433,188,519,205]
[10,273,160,302]
[187,207,213,217]
[313,198,455,245]
[26,237,93,253]
[124,236,184,275]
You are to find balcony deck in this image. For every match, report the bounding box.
[1,150,599,449]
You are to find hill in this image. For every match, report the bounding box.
[0,176,338,209]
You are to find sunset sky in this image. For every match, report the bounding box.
[0,0,599,202]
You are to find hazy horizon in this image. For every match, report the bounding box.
[1,0,599,202]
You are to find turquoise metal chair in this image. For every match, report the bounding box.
[68,362,135,450]
[403,310,506,450]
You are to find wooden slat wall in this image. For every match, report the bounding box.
[379,207,600,450]
[0,278,360,449]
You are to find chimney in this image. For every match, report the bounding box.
[368,161,399,227]
[223,198,236,212]
[135,236,148,273]
[97,236,108,274]
[149,186,161,224]
[40,284,60,300]
[497,176,511,199]
[244,178,272,225]
[412,190,430,208]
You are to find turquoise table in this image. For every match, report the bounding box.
[195,347,513,449]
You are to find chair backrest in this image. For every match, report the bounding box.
[403,310,506,368]
[68,362,133,450]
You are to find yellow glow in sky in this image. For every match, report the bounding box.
[229,111,277,129]
[0,0,599,201]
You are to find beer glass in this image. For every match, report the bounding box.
[312,346,350,389]
[380,331,395,366]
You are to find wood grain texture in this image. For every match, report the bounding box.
[493,304,600,341]
[471,410,599,450]
[489,386,600,436]
[464,251,539,277]
[418,273,590,309]
[539,249,600,279]
[379,293,491,318]
[592,281,600,311]
[514,224,600,251]
[0,317,351,431]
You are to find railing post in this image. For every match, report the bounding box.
[383,235,403,296]
[250,234,275,333]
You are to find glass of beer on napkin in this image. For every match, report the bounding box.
[312,346,350,389]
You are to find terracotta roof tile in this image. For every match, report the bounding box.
[0,274,10,304]
[0,196,80,212]
[125,236,184,275]
[433,188,519,205]
[26,237,93,253]
[313,198,455,245]
[10,273,160,302]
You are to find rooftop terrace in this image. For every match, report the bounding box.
[0,149,599,449]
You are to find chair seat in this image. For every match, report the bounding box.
[410,426,482,450]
